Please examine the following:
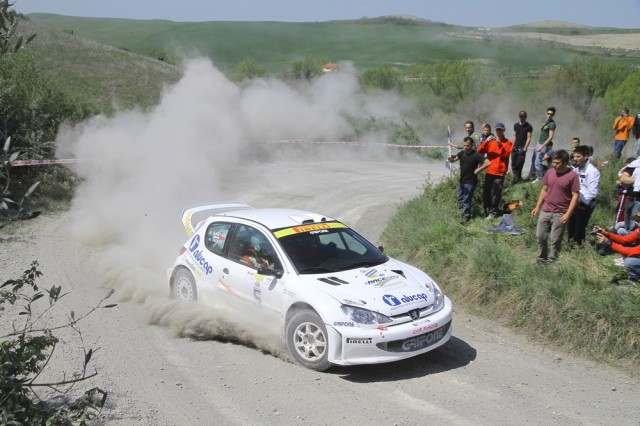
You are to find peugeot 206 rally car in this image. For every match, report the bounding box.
[167,203,453,371]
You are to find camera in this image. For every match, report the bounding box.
[590,229,601,235]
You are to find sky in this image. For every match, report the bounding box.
[12,0,640,28]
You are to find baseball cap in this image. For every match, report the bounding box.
[495,122,505,130]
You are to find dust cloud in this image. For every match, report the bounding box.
[55,58,414,356]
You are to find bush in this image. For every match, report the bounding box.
[0,262,117,423]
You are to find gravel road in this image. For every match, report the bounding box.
[1,153,639,425]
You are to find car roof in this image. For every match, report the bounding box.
[220,208,338,231]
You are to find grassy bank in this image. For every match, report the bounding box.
[382,161,640,373]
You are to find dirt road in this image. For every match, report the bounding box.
[2,154,639,425]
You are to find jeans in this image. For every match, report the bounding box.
[536,211,567,260]
[624,256,640,281]
[511,149,527,182]
[624,199,640,231]
[533,145,548,180]
[482,174,504,216]
[614,139,627,160]
[567,203,595,245]
[457,182,476,222]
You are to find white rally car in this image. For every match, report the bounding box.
[168,203,453,371]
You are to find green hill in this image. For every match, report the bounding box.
[25,13,639,78]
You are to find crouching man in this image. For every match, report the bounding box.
[594,213,640,284]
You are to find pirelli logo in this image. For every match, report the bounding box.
[274,222,348,238]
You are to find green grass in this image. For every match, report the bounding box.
[382,162,640,374]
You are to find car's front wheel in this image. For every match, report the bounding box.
[172,269,197,302]
[286,310,331,371]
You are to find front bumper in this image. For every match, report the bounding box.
[327,296,453,365]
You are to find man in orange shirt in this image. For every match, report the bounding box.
[477,122,513,219]
[612,107,635,160]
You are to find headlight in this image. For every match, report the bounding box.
[341,305,393,325]
[426,281,445,312]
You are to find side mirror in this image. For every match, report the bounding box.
[258,267,284,279]
[378,245,384,253]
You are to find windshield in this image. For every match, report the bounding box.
[275,222,388,274]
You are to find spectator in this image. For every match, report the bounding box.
[617,157,640,233]
[480,123,493,144]
[477,122,513,219]
[594,213,640,285]
[612,107,635,161]
[567,145,600,246]
[449,120,481,150]
[633,110,640,158]
[612,157,637,230]
[531,150,580,263]
[511,110,533,183]
[530,107,556,183]
[447,136,490,222]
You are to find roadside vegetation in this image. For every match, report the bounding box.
[1,8,640,380]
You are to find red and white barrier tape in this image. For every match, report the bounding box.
[9,158,81,167]
[5,140,446,167]
[260,140,447,149]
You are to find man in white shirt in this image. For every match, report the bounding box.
[567,145,600,246]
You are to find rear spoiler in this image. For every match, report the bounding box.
[181,202,252,237]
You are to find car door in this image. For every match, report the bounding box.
[221,223,285,312]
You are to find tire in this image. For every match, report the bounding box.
[286,310,331,371]
[172,269,197,302]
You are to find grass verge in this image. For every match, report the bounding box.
[382,162,640,374]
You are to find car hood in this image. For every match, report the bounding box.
[298,258,437,316]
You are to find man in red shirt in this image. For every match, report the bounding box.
[594,211,640,284]
[477,122,513,219]
[531,150,580,262]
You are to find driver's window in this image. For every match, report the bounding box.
[229,225,279,270]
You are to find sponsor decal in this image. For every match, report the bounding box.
[218,278,234,295]
[274,222,348,238]
[333,321,355,327]
[366,275,399,287]
[382,293,428,307]
[188,235,213,275]
[382,294,401,306]
[412,322,439,335]
[346,338,372,344]
[364,268,382,278]
[183,211,195,237]
[378,321,451,353]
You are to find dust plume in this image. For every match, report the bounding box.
[55,58,413,356]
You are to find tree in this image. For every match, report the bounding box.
[543,57,630,116]
[0,0,36,55]
[360,63,402,90]
[1,262,116,423]
[233,59,267,81]
[290,55,325,80]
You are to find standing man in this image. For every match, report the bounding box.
[567,145,600,246]
[612,107,635,161]
[531,150,580,263]
[511,111,533,183]
[477,122,513,219]
[448,136,490,222]
[530,107,556,183]
[449,121,481,149]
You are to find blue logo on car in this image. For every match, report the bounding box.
[382,294,401,306]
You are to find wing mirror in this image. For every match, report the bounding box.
[258,267,284,279]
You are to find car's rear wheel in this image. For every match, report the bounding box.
[286,310,331,371]
[172,269,197,302]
